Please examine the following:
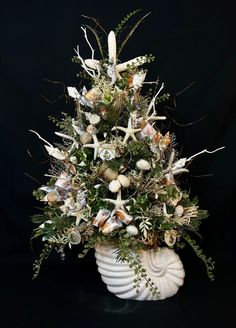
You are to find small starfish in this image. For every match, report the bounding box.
[112,117,141,144]
[103,190,129,216]
[83,134,106,160]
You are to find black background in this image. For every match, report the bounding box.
[0,0,235,327]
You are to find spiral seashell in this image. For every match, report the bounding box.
[95,243,185,300]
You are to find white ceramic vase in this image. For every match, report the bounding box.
[95,242,185,300]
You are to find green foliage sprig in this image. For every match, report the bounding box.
[117,12,151,57]
[115,9,142,36]
[33,243,54,279]
[115,232,159,298]
[183,234,215,281]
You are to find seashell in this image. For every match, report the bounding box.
[115,210,133,225]
[101,217,122,234]
[55,171,70,189]
[68,228,81,245]
[153,132,170,151]
[117,174,130,188]
[84,59,101,70]
[95,243,185,300]
[67,86,80,99]
[89,114,101,125]
[162,173,175,185]
[47,191,58,203]
[44,145,67,160]
[159,132,171,150]
[132,72,146,90]
[164,229,178,247]
[108,31,116,64]
[136,159,151,171]
[70,156,77,164]
[93,209,111,227]
[126,225,139,236]
[86,124,97,134]
[68,164,77,174]
[174,205,184,217]
[109,180,121,193]
[99,144,116,161]
[80,132,93,145]
[140,123,156,139]
[103,168,119,182]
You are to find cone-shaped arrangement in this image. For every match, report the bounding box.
[31,13,224,295]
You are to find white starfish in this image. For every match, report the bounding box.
[83,134,106,160]
[112,117,141,144]
[103,190,129,215]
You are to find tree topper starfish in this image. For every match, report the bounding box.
[111,116,141,144]
[83,134,106,160]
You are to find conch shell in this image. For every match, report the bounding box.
[95,243,185,300]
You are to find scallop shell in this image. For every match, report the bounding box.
[95,243,185,300]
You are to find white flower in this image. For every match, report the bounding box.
[136,159,151,171]
[109,180,121,193]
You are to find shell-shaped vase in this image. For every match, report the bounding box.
[95,243,185,300]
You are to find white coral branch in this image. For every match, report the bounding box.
[146,83,165,115]
[74,45,96,77]
[186,146,225,162]
[81,27,94,60]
